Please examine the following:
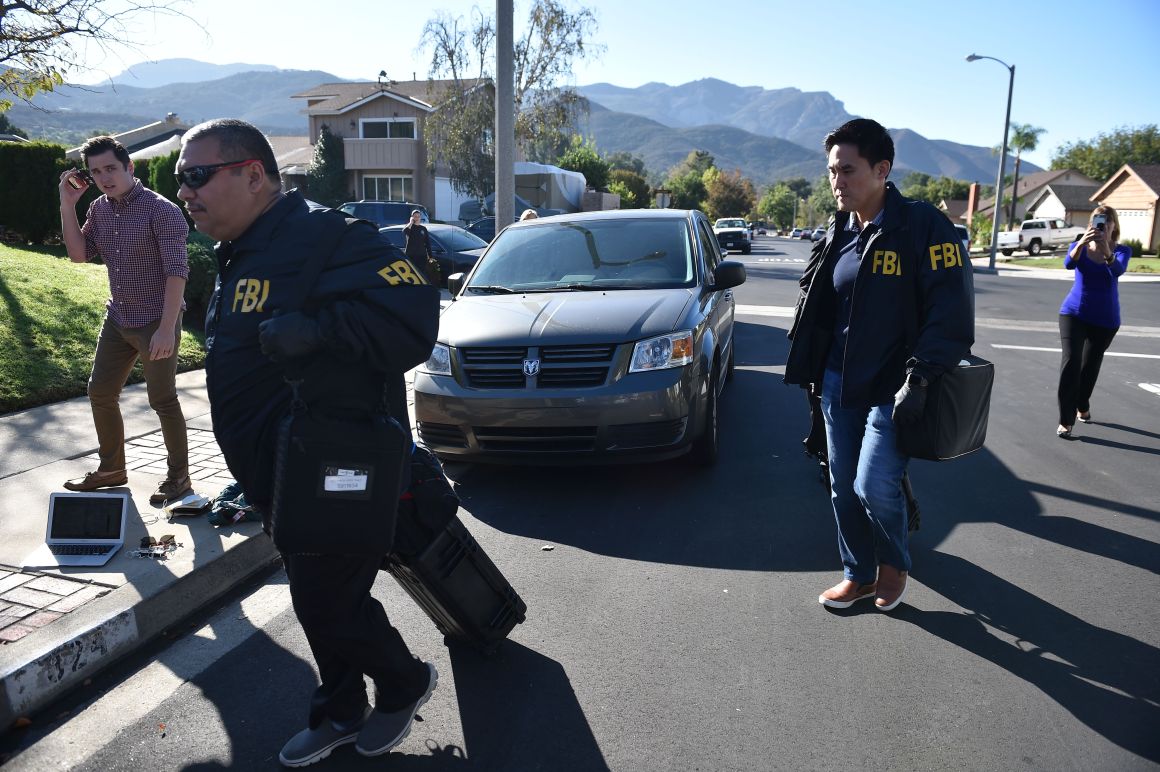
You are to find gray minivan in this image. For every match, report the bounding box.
[413,209,746,466]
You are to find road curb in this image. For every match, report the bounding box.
[0,530,278,729]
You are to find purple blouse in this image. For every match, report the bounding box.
[1059,243,1130,329]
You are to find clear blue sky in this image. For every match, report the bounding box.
[78,0,1160,169]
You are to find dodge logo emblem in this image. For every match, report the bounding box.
[523,359,540,376]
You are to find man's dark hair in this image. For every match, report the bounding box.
[183,118,280,182]
[80,136,131,168]
[824,118,895,172]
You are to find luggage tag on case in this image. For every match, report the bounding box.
[322,465,371,493]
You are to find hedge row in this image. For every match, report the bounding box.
[0,142,183,243]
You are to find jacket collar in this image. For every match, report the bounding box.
[226,189,305,253]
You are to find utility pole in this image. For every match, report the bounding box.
[495,0,515,230]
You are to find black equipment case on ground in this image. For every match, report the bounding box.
[385,515,527,654]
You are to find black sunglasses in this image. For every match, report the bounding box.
[175,159,264,189]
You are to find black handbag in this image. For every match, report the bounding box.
[896,354,994,461]
[269,212,411,555]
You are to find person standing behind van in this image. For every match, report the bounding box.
[1056,205,1130,438]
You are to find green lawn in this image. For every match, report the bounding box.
[1005,255,1160,272]
[0,244,207,415]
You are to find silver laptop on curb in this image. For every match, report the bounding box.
[22,491,129,568]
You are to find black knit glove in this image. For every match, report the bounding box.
[892,373,928,425]
[258,311,322,362]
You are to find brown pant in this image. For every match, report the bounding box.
[88,312,188,479]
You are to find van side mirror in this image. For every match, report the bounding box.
[712,261,746,290]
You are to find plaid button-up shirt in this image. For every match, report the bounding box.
[82,180,190,328]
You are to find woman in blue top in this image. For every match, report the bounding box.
[1056,205,1130,438]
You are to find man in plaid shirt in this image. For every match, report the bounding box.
[58,136,192,504]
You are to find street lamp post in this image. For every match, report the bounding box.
[967,53,1015,271]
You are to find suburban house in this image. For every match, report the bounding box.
[1089,163,1160,251]
[291,78,487,221]
[973,169,1098,227]
[1024,183,1099,226]
[939,198,969,224]
[65,113,191,161]
[63,114,313,191]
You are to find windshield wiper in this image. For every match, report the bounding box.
[537,283,611,292]
[467,284,518,294]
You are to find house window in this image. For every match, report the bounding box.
[359,118,417,140]
[362,175,413,201]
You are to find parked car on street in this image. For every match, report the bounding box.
[378,223,488,287]
[789,228,805,239]
[810,227,826,241]
[798,228,812,239]
[713,218,751,254]
[338,200,429,228]
[996,217,1085,256]
[465,216,498,243]
[954,224,971,258]
[413,209,746,466]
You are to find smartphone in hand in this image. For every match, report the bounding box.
[66,169,94,190]
[1092,213,1107,232]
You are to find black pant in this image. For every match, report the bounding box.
[283,553,429,728]
[1058,314,1118,427]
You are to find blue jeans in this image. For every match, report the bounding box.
[820,368,911,584]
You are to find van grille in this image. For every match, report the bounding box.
[458,344,616,389]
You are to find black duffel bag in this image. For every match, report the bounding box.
[896,354,994,462]
[271,407,411,555]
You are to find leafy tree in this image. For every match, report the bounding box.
[668,150,714,179]
[665,170,708,211]
[556,135,609,191]
[757,184,796,229]
[605,151,645,176]
[147,149,180,206]
[704,168,756,221]
[782,176,812,201]
[806,175,836,227]
[608,168,649,209]
[420,0,603,195]
[970,212,992,251]
[1050,124,1160,181]
[0,111,27,138]
[0,0,193,109]
[1007,123,1045,224]
[305,125,347,208]
[900,171,970,206]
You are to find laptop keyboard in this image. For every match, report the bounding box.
[49,544,116,556]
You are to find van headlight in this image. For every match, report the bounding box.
[420,343,451,376]
[629,331,693,372]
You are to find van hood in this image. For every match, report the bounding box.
[438,289,696,347]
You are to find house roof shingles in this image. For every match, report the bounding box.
[1129,164,1160,197]
[292,78,487,114]
[1044,183,1099,212]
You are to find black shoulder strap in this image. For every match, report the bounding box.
[284,211,355,313]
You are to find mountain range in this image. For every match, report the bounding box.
[4,61,1036,187]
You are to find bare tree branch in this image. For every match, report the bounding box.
[1,0,198,109]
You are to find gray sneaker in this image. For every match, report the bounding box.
[278,707,369,767]
[355,662,438,757]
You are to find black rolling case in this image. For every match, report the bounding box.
[386,513,527,655]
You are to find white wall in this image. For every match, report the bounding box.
[434,177,477,223]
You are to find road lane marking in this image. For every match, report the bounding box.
[736,305,794,317]
[976,318,1160,338]
[10,582,293,771]
[991,344,1160,359]
[1141,383,1160,395]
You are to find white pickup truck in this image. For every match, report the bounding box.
[997,218,1085,256]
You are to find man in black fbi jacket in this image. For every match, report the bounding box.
[784,118,974,613]
[177,119,441,767]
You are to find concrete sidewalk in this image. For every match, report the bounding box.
[0,367,423,730]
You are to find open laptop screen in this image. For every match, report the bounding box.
[50,495,124,540]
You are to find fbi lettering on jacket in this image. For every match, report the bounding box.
[232,278,270,312]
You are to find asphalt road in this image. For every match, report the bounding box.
[4,235,1158,771]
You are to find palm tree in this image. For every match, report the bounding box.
[1007,123,1046,225]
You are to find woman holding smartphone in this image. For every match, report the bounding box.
[1056,205,1131,438]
